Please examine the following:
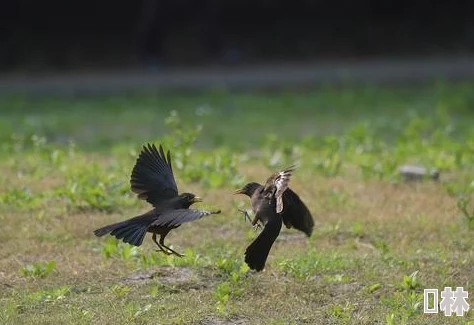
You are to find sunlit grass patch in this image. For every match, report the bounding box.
[277,250,359,280]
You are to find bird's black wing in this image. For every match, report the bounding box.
[245,212,283,271]
[281,188,314,237]
[130,143,179,207]
[151,209,221,227]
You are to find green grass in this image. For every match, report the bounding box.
[2,82,474,324]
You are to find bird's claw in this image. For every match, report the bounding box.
[252,222,263,232]
[155,248,172,256]
[155,248,184,258]
[155,247,184,258]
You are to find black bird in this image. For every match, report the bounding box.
[93,143,221,257]
[234,166,314,271]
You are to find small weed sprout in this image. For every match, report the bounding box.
[109,284,131,299]
[100,237,140,260]
[385,313,407,325]
[313,136,345,177]
[214,282,231,314]
[400,270,420,291]
[457,195,474,229]
[126,303,152,320]
[20,260,56,278]
[28,286,71,302]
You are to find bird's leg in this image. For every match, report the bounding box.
[238,208,253,224]
[253,223,263,231]
[159,234,184,258]
[238,208,261,231]
[152,233,172,255]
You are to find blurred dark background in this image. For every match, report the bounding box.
[2,0,474,73]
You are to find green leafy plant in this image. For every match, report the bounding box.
[382,290,422,322]
[368,283,382,293]
[140,251,167,268]
[400,270,420,291]
[457,195,474,230]
[327,303,354,324]
[125,302,152,320]
[216,257,249,282]
[100,237,141,260]
[385,313,407,325]
[27,286,71,302]
[20,260,56,278]
[313,136,345,177]
[323,274,350,283]
[0,187,44,209]
[214,282,231,314]
[109,284,131,299]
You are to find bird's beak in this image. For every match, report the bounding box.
[191,196,203,203]
[233,188,245,195]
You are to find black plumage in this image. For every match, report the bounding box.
[234,166,314,271]
[93,143,220,257]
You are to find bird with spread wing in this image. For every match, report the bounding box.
[93,143,221,257]
[234,166,314,271]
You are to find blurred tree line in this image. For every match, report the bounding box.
[2,0,474,71]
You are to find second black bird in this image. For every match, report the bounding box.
[234,166,314,271]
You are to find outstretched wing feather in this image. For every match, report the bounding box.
[281,188,314,237]
[130,143,179,207]
[152,209,221,227]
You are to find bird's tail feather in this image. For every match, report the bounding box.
[244,218,282,271]
[93,218,148,247]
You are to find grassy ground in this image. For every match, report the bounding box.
[2,82,474,324]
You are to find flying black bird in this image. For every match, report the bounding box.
[93,143,221,257]
[234,166,314,271]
